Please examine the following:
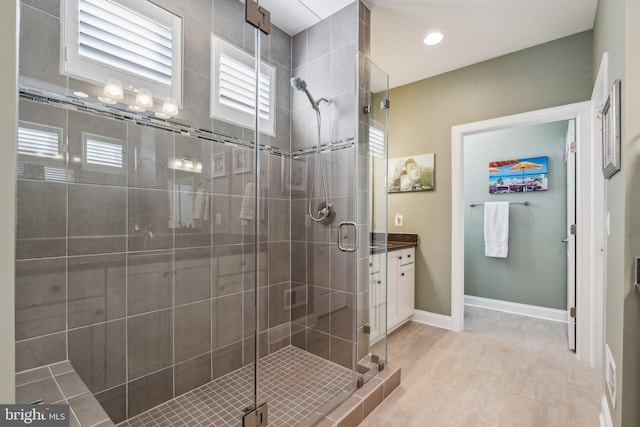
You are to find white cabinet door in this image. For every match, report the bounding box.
[398,263,415,320]
[369,272,381,342]
[387,252,399,326]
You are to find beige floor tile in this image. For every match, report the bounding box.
[566,383,602,427]
[510,371,568,409]
[368,377,455,426]
[500,393,567,427]
[567,359,602,391]
[446,368,511,421]
[362,308,603,427]
[428,399,500,427]
[359,414,395,426]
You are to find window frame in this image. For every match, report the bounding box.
[61,0,183,107]
[210,35,276,137]
[17,121,64,164]
[82,132,126,174]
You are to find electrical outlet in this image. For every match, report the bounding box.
[215,213,222,226]
[606,344,616,407]
[395,213,403,227]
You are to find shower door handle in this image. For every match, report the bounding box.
[337,221,359,252]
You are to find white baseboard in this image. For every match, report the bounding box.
[411,310,452,330]
[464,295,567,323]
[600,395,613,427]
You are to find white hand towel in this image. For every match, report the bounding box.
[239,182,255,221]
[484,202,509,258]
[192,189,210,221]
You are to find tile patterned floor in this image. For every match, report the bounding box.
[118,346,354,427]
[363,307,602,427]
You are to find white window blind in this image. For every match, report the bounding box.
[219,54,271,121]
[17,123,62,159]
[63,0,183,105]
[369,126,385,158]
[44,167,75,182]
[78,0,173,85]
[83,134,124,173]
[85,138,123,168]
[211,36,276,136]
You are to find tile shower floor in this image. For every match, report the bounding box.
[118,346,354,427]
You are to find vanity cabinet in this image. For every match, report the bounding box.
[388,248,415,332]
[368,247,415,344]
[368,253,385,344]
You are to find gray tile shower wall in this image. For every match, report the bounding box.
[289,1,363,371]
[17,0,293,424]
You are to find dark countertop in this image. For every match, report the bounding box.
[370,233,418,254]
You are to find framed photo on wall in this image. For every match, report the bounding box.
[212,152,226,178]
[233,148,251,174]
[601,79,621,179]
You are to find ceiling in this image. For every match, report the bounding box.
[262,0,598,89]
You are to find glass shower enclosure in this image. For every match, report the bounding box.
[14,0,389,425]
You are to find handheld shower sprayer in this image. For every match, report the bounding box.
[290,77,332,111]
[290,77,335,224]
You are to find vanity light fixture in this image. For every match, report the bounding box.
[169,157,202,173]
[135,88,154,109]
[104,78,124,99]
[99,78,123,104]
[162,97,179,116]
[423,32,444,46]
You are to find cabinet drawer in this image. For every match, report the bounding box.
[369,253,381,274]
[397,248,415,266]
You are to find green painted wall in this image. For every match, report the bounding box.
[463,121,569,310]
[387,31,593,315]
[595,0,640,425]
[621,1,640,424]
[593,0,627,424]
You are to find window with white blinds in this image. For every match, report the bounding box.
[17,122,63,160]
[211,36,276,136]
[369,126,385,158]
[83,134,124,173]
[62,0,182,105]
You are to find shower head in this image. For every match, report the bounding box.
[290,77,331,111]
[291,77,318,111]
[290,77,307,92]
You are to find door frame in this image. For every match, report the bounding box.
[451,101,596,365]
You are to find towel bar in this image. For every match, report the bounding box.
[469,201,529,207]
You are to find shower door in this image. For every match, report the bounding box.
[358,54,390,383]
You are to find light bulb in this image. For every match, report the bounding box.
[135,88,153,108]
[98,96,117,105]
[185,160,194,169]
[104,78,124,99]
[424,32,444,46]
[162,97,179,116]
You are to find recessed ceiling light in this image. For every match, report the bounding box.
[424,32,444,46]
[73,91,89,98]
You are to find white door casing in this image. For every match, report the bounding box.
[566,120,577,351]
[451,101,595,365]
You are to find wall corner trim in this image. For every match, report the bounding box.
[411,310,452,330]
[464,295,567,323]
[600,395,614,427]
